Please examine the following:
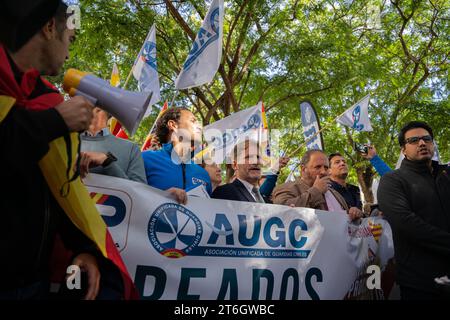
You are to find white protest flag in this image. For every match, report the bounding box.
[336,94,373,132]
[175,0,224,90]
[133,24,161,116]
[199,102,263,164]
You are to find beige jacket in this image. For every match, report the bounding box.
[272,178,349,211]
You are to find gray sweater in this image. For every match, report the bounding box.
[80,128,146,183]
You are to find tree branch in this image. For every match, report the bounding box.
[225,0,252,64]
[391,0,419,63]
[266,85,333,112]
[164,0,196,40]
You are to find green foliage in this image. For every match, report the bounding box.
[61,0,448,188]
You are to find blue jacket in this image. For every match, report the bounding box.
[142,143,212,194]
[370,155,392,176]
[259,174,278,203]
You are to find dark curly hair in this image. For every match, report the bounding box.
[155,107,190,144]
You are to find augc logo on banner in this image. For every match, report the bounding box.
[148,203,203,258]
[147,203,311,260]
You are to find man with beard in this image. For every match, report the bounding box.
[378,121,450,300]
[273,150,365,221]
[212,140,267,203]
[328,153,364,218]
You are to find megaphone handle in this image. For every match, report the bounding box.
[73,90,98,106]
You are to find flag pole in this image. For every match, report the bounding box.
[170,90,179,108]
[122,66,134,90]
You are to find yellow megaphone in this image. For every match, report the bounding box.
[63,68,152,136]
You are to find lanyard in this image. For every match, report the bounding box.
[181,163,186,190]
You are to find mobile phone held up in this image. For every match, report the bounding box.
[354,142,368,154]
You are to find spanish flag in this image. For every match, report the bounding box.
[110,63,120,87]
[116,128,129,140]
[261,101,271,163]
[1,95,138,299]
[40,132,138,299]
[141,100,168,151]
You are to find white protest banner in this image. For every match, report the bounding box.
[85,174,394,300]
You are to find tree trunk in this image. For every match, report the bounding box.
[356,166,375,214]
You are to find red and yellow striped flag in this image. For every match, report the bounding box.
[108,63,129,138]
[141,100,168,151]
[39,133,138,299]
[261,101,268,129]
[369,220,383,243]
[109,117,122,136]
[110,63,120,87]
[116,127,129,140]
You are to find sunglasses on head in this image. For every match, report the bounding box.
[405,135,433,145]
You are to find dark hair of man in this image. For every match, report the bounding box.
[54,2,69,38]
[328,152,343,163]
[0,1,68,52]
[398,121,434,146]
[300,149,326,167]
[155,107,189,144]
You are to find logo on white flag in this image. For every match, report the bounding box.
[183,8,221,71]
[351,105,365,131]
[141,41,157,70]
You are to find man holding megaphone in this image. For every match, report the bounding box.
[0,0,103,299]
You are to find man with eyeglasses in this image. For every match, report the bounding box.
[378,121,450,300]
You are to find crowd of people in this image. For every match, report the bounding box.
[1,0,449,301]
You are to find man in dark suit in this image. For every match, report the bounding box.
[212,140,266,203]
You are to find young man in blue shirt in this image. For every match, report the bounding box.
[142,107,212,204]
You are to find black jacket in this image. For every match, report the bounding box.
[330,180,362,210]
[378,158,450,293]
[212,179,266,203]
[0,106,98,290]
